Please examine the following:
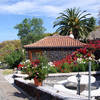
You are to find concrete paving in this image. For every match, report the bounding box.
[0,69,35,100]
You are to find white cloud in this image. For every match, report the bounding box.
[0,0,100,18]
[0,1,37,14]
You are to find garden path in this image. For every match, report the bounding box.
[0,69,35,100]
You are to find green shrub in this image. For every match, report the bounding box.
[91,61,99,71]
[72,63,87,72]
[78,63,85,72]
[72,61,99,72]
[55,67,61,73]
[4,49,25,69]
[0,65,3,69]
[61,63,71,73]
[48,66,57,73]
[72,65,79,72]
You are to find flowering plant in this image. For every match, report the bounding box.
[53,41,98,72]
[24,55,49,82]
[29,65,48,82]
[17,64,24,70]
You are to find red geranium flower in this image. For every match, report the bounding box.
[32,59,40,67]
[17,64,24,68]
[87,53,91,57]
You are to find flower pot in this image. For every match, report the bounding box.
[34,78,42,86]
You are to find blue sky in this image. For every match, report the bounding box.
[0,0,100,42]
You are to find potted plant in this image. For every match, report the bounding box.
[24,55,48,86]
[29,65,48,86]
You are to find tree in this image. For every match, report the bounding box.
[86,17,96,32]
[14,17,46,45]
[53,8,96,40]
[21,33,45,45]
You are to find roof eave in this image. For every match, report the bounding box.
[24,46,84,50]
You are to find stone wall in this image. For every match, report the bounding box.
[14,79,65,100]
[26,47,81,62]
[43,49,75,62]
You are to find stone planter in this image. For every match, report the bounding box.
[34,78,42,86]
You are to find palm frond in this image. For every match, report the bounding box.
[53,8,95,39]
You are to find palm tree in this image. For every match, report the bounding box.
[53,8,95,40]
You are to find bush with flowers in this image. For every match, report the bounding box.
[17,55,49,82]
[18,60,32,74]
[53,40,100,72]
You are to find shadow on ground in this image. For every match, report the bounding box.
[12,84,35,100]
[13,92,27,98]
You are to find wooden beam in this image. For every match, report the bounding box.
[28,50,32,62]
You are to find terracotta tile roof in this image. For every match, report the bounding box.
[24,35,86,48]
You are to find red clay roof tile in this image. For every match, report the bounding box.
[24,35,86,48]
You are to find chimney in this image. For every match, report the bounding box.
[69,34,74,38]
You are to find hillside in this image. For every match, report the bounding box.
[0,40,21,62]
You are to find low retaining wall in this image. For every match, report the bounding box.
[14,79,65,100]
[14,78,87,100]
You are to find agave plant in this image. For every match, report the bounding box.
[54,8,95,40]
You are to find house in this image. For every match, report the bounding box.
[24,35,86,62]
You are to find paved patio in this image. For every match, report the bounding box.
[0,69,35,100]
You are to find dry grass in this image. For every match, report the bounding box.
[2,69,13,75]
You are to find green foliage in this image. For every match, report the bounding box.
[21,32,55,45]
[4,49,25,69]
[21,33,45,45]
[61,63,71,73]
[0,65,3,69]
[54,62,99,73]
[48,66,57,73]
[55,67,61,73]
[54,8,96,40]
[43,33,56,37]
[72,65,79,72]
[0,40,21,62]
[21,60,32,74]
[30,66,48,82]
[79,63,88,72]
[14,17,46,45]
[91,61,99,71]
[87,17,96,32]
[72,63,88,72]
[37,55,48,67]
[24,55,49,82]
[72,62,99,72]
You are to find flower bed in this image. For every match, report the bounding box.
[49,41,100,73]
